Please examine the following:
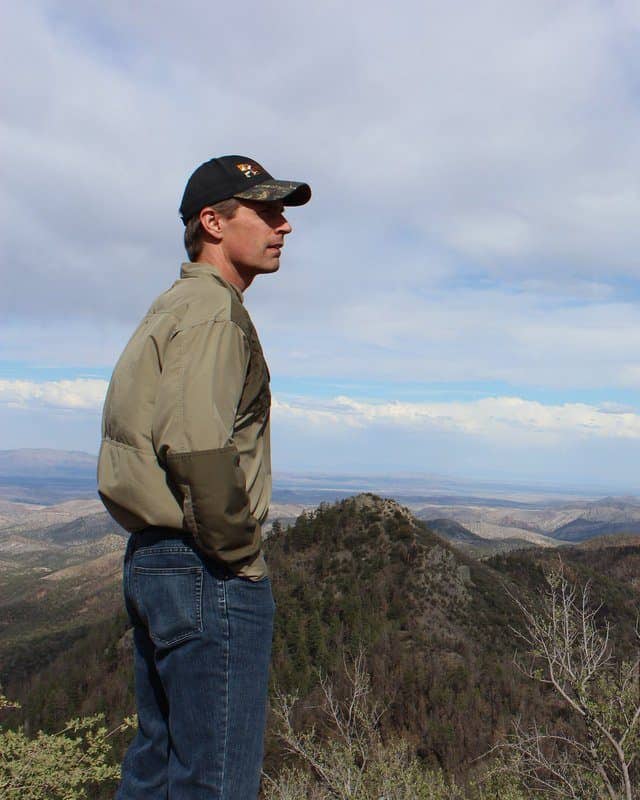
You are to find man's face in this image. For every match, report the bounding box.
[220,199,292,279]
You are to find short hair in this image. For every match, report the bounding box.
[183,198,240,262]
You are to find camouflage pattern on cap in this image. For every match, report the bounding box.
[234,180,311,206]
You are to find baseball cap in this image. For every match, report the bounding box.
[179,155,311,223]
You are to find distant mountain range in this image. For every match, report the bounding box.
[416,495,640,546]
[0,449,97,477]
[0,449,98,503]
[424,518,536,556]
[2,448,640,544]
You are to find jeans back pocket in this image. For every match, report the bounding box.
[133,565,203,646]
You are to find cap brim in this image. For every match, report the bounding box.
[234,179,311,206]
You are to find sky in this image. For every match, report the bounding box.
[2,0,640,490]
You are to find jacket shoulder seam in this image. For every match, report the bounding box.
[173,318,249,341]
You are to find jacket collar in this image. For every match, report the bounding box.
[180,262,244,304]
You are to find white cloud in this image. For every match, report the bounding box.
[254,285,640,390]
[272,394,640,441]
[0,379,108,411]
[3,0,640,325]
[1,381,637,485]
[2,0,640,465]
[4,280,639,393]
[4,377,637,445]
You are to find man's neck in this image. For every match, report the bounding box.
[195,253,252,293]
[198,242,255,292]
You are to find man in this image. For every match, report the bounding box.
[97,155,311,799]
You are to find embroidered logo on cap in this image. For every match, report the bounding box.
[236,163,261,178]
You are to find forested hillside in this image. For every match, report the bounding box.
[4,494,639,793]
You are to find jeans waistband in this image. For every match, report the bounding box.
[132,526,196,548]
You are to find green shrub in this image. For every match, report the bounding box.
[0,694,134,800]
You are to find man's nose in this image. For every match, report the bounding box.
[279,216,293,235]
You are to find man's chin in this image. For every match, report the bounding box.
[257,260,281,274]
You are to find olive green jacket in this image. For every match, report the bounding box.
[97,262,271,579]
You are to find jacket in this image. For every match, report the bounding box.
[97,262,271,579]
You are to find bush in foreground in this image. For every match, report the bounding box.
[262,651,526,800]
[0,694,133,800]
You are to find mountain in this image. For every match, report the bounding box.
[28,512,126,544]
[424,517,486,543]
[0,449,97,477]
[561,532,640,551]
[555,534,640,596]
[415,504,560,546]
[3,448,640,544]
[0,503,127,683]
[5,492,638,788]
[0,498,106,534]
[0,449,98,503]
[426,517,537,557]
[552,518,640,542]
[415,494,640,546]
[549,498,640,541]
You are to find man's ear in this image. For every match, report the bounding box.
[199,207,224,240]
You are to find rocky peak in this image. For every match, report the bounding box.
[346,492,415,523]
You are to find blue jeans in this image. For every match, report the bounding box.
[116,529,275,800]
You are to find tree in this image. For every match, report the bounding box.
[491,566,640,800]
[263,651,469,800]
[0,693,134,800]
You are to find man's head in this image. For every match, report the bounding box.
[180,156,310,290]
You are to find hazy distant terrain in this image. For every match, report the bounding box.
[0,449,99,503]
[424,518,537,557]
[415,495,640,547]
[2,448,640,549]
[0,498,105,533]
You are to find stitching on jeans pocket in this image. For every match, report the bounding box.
[133,566,203,646]
[135,546,195,557]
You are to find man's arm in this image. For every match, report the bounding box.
[151,319,262,569]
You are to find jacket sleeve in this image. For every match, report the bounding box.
[151,319,262,569]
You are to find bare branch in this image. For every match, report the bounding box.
[501,565,639,800]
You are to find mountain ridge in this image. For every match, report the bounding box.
[3,491,639,788]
